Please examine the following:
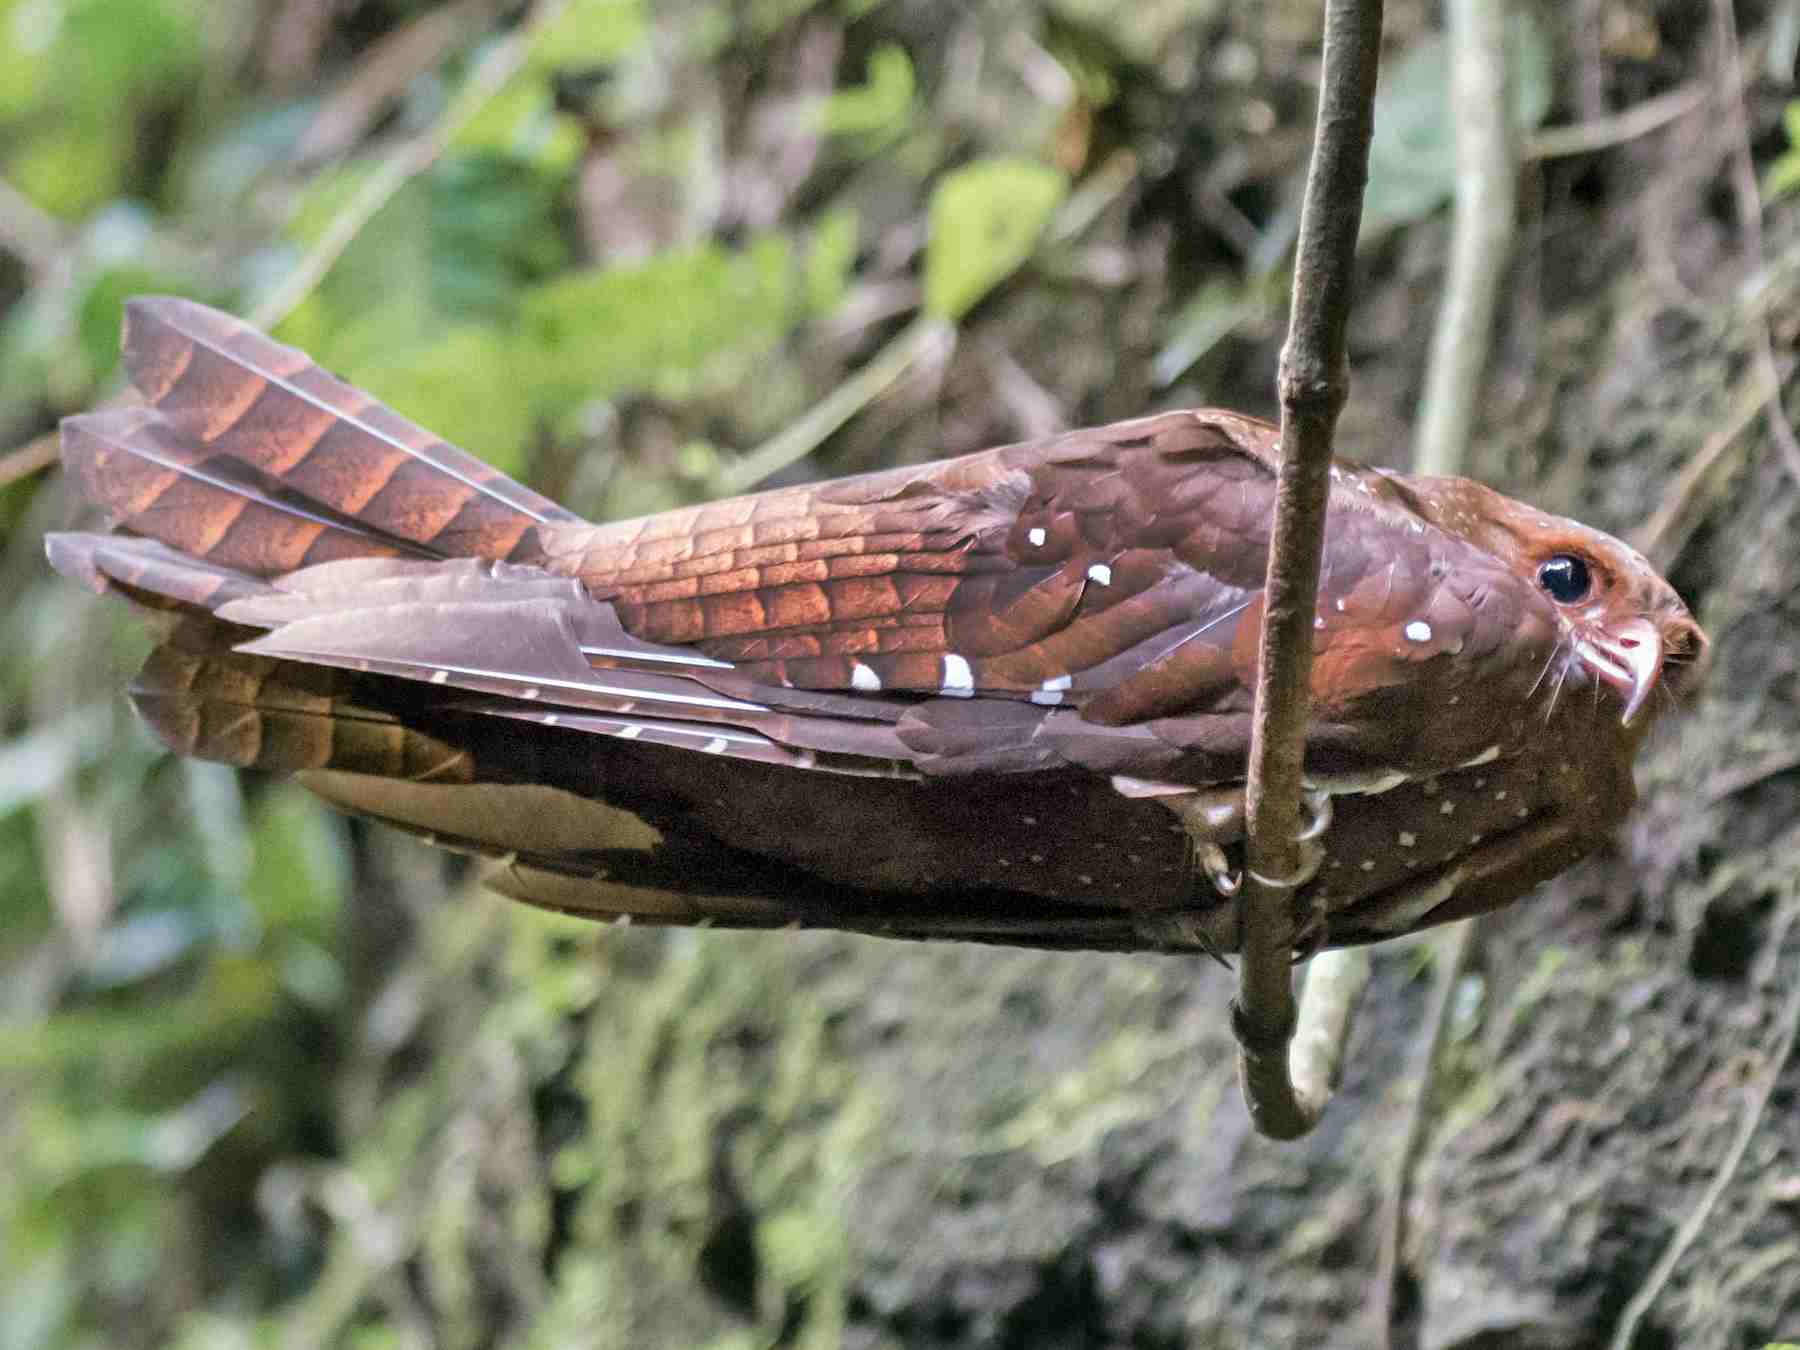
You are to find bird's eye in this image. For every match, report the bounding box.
[1536,554,1592,604]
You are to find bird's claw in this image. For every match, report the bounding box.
[1295,789,1333,843]
[1199,843,1241,898]
[1289,897,1329,964]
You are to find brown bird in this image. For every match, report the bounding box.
[47,298,1704,955]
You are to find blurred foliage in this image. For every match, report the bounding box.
[1,0,1774,1346]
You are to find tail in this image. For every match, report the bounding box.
[59,296,583,576]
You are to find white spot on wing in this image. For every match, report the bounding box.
[702,737,729,754]
[1398,831,1417,847]
[1027,527,1047,546]
[430,669,449,684]
[1087,563,1113,586]
[1459,744,1501,767]
[942,653,975,697]
[1405,620,1433,642]
[850,662,881,692]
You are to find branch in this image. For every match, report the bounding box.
[1413,0,1517,477]
[1233,0,1385,1140]
[1709,0,1800,492]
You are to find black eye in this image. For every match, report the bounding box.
[1536,554,1592,604]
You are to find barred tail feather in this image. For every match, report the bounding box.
[60,296,584,576]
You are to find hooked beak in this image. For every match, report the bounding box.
[1573,616,1662,726]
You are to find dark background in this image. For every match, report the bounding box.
[0,2,1796,1346]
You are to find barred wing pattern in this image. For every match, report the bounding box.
[45,298,1702,953]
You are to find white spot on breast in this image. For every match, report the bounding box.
[1439,800,1455,815]
[1335,598,1346,611]
[1405,620,1433,643]
[1028,527,1047,547]
[1398,831,1417,847]
[1360,859,1376,871]
[1021,815,1037,826]
[1495,789,1508,800]
[1315,616,1326,629]
[1087,563,1113,586]
[850,662,882,692]
[941,653,974,697]
[1468,834,1483,845]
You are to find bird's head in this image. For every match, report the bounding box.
[1396,475,1708,727]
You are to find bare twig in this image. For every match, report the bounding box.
[295,0,506,164]
[1234,0,1384,1140]
[1712,0,1800,491]
[713,315,954,496]
[1607,893,1800,1350]
[1414,0,1517,476]
[0,433,60,491]
[1521,82,1708,162]
[251,0,567,332]
[1371,922,1476,1348]
[1632,361,1781,566]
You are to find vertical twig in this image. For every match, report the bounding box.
[1413,0,1517,476]
[1711,0,1800,491]
[1234,0,1385,1140]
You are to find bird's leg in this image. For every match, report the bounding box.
[1113,776,1333,961]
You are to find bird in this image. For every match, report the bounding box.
[45,297,1706,956]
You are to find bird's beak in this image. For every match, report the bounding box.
[1573,616,1662,726]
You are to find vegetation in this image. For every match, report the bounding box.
[1,1,1796,1346]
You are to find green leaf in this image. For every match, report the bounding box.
[818,44,914,149]
[349,325,544,478]
[522,233,807,403]
[923,157,1067,320]
[243,784,348,934]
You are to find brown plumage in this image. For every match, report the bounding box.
[46,298,1706,953]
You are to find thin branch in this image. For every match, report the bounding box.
[1632,359,1780,567]
[1414,0,1517,476]
[1371,922,1475,1348]
[294,0,507,164]
[713,315,954,496]
[1521,82,1708,162]
[0,433,60,492]
[1711,0,1800,492]
[250,0,567,332]
[1234,0,1384,1141]
[1607,893,1800,1350]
